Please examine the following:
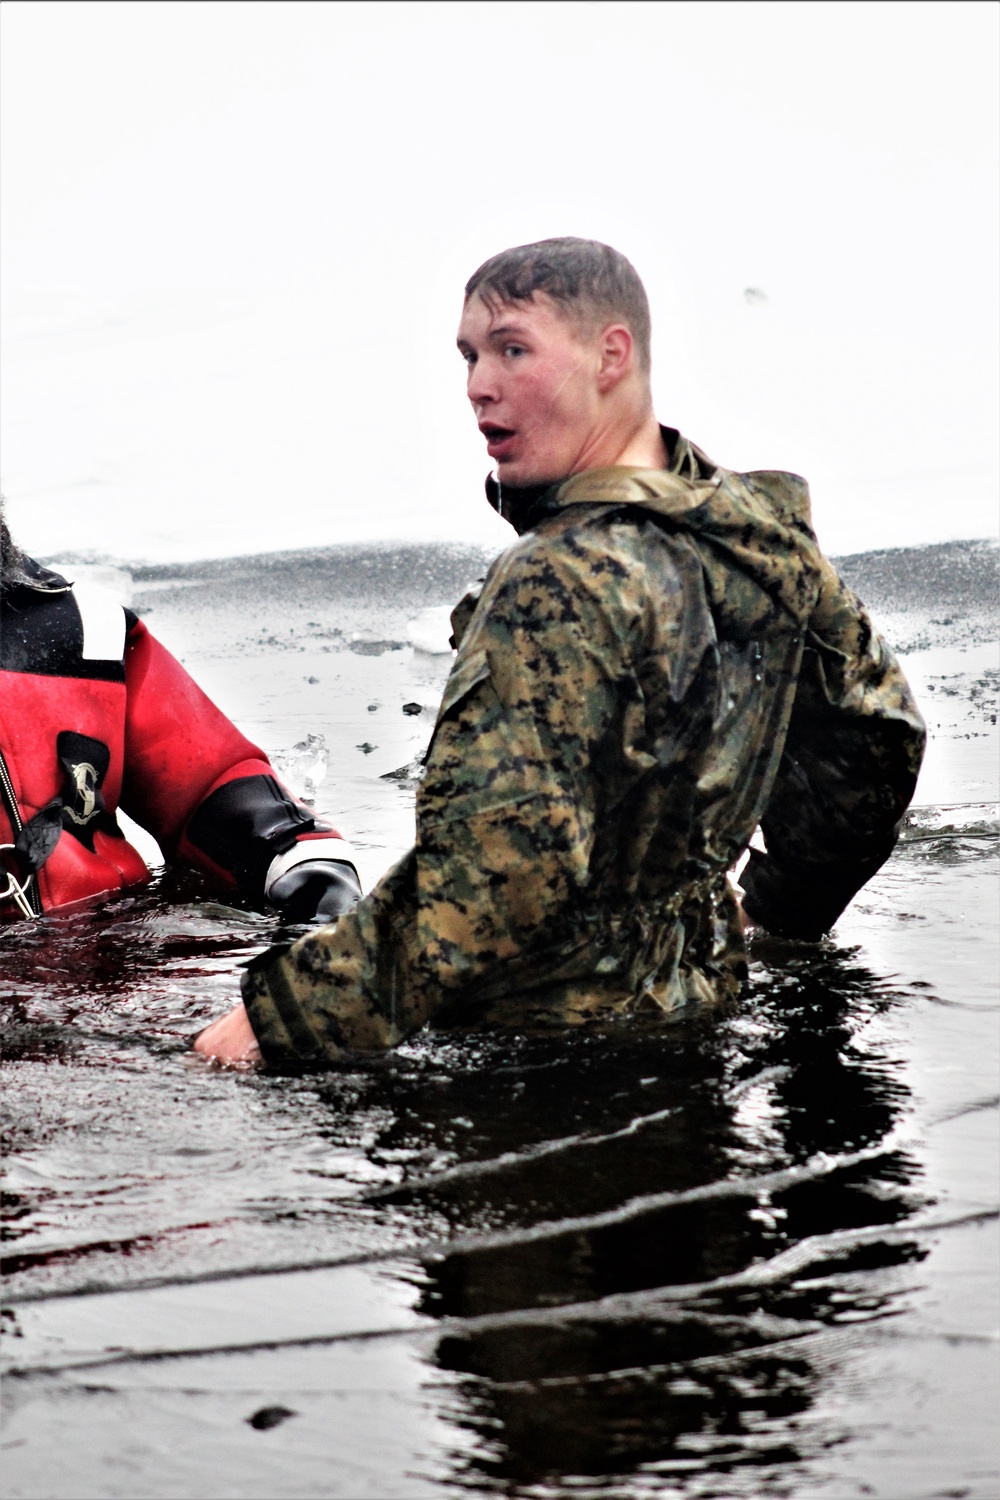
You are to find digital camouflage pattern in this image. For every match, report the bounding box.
[242,432,925,1065]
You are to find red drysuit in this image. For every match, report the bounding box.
[1,558,358,919]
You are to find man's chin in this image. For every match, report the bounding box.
[496,457,560,490]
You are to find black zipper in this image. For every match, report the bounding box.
[0,746,43,916]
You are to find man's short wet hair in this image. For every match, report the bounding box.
[465,237,652,376]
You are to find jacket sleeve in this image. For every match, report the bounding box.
[119,617,352,899]
[241,535,636,1065]
[739,557,926,939]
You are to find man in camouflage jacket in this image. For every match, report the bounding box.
[196,239,924,1067]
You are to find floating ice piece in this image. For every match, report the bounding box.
[407,605,455,655]
[899,802,999,842]
[273,732,329,805]
[348,636,405,656]
[381,757,425,787]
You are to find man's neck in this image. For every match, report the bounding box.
[573,406,668,475]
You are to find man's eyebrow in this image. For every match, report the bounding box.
[456,323,529,349]
[486,322,528,341]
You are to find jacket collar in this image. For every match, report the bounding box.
[484,426,716,536]
[21,555,72,592]
[1,553,72,597]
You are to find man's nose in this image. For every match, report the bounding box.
[467,358,498,407]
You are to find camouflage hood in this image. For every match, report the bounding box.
[488,427,825,638]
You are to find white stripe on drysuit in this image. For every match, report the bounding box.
[73,584,127,662]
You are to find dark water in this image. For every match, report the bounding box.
[2,540,998,1498]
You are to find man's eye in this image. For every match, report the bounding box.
[462,351,477,366]
[503,345,526,359]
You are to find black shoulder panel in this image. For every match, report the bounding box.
[1,586,125,681]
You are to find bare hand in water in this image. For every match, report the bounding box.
[194,1003,262,1065]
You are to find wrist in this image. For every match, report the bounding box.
[264,837,359,900]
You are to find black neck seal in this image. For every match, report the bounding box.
[484,475,562,536]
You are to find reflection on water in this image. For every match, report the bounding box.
[1,822,997,1498]
[410,972,917,1488]
[390,955,926,1492]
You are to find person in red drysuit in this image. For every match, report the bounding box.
[0,509,361,922]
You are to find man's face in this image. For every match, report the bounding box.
[456,291,604,486]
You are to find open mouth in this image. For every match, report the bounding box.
[480,424,517,458]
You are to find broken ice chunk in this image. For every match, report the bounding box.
[407,605,455,655]
[272,732,329,804]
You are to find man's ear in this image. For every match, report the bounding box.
[595,324,634,393]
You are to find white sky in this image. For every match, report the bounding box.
[2,0,997,562]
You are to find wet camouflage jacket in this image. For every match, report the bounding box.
[242,431,925,1065]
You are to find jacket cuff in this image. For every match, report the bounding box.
[240,945,338,1069]
[263,837,359,897]
[738,844,894,942]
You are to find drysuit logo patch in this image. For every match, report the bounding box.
[56,731,112,850]
[64,761,99,827]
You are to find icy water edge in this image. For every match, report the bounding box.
[2,539,998,1499]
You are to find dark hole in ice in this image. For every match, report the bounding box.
[246,1405,297,1431]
